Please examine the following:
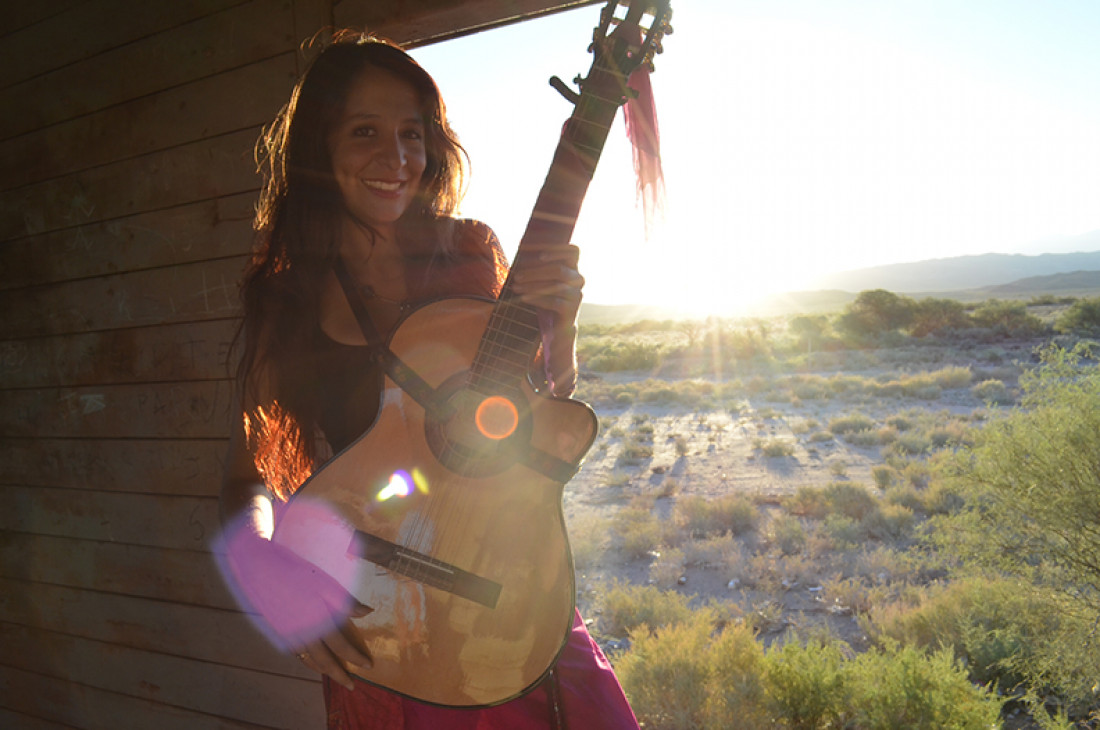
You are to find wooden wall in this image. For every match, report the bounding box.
[0,0,334,726]
[0,0,584,727]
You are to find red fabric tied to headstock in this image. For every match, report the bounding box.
[621,23,665,235]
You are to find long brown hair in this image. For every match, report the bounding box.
[235,31,469,499]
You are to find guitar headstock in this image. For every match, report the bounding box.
[593,0,673,76]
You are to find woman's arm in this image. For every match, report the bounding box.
[219,414,373,690]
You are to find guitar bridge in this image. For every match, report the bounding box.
[348,530,502,609]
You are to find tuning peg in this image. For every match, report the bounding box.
[549,76,581,105]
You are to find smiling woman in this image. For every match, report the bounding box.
[327,70,428,234]
[216,29,640,730]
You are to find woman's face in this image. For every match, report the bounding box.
[328,69,427,235]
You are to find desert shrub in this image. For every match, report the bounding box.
[616,608,1004,729]
[1054,295,1100,335]
[617,610,770,729]
[762,638,846,729]
[860,503,916,542]
[886,431,932,456]
[611,507,662,558]
[843,643,1004,729]
[931,365,974,389]
[568,513,610,570]
[584,339,663,371]
[674,494,759,537]
[598,581,695,636]
[909,297,972,337]
[838,289,916,337]
[769,514,807,555]
[927,420,972,448]
[828,412,875,435]
[885,413,915,431]
[933,344,1100,714]
[823,481,879,521]
[759,438,796,457]
[822,513,864,549]
[617,435,653,465]
[782,486,830,519]
[970,299,1045,336]
[883,483,925,513]
[868,576,1053,692]
[871,464,895,489]
[970,378,1014,405]
[921,479,965,515]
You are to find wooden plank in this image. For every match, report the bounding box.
[0,257,247,339]
[0,320,239,389]
[0,129,260,241]
[1,380,234,440]
[0,665,291,730]
[0,534,236,609]
[0,486,220,550]
[0,438,228,496]
[0,707,74,730]
[0,579,310,680]
[339,0,600,46]
[0,0,247,89]
[0,625,323,730]
[0,0,84,39]
[0,192,254,290]
[0,0,297,140]
[0,54,296,192]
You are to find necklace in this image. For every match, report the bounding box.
[361,283,412,312]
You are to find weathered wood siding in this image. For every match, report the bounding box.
[0,0,579,726]
[0,1,331,726]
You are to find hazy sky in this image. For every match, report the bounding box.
[411,0,1100,313]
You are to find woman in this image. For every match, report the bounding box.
[219,30,639,729]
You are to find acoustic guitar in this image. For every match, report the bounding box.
[272,0,672,708]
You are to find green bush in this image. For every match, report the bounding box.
[763,639,846,729]
[843,643,1004,729]
[1054,296,1100,335]
[674,494,760,537]
[828,412,876,435]
[598,581,695,636]
[935,343,1100,714]
[823,481,880,521]
[617,611,1004,730]
[782,486,830,519]
[970,378,1013,405]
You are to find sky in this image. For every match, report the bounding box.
[410,0,1100,313]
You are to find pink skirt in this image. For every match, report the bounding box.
[324,610,639,729]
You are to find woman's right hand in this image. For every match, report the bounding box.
[217,523,375,690]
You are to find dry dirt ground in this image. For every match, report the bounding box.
[559,343,1036,649]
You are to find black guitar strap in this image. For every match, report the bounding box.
[332,258,442,412]
[332,257,387,351]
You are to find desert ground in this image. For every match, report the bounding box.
[560,332,1041,648]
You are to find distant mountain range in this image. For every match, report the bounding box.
[809,250,1100,293]
[580,248,1100,323]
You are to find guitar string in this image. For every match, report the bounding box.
[405,301,533,579]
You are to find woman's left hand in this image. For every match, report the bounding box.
[512,244,584,396]
[511,244,585,326]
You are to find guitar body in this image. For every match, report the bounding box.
[272,297,597,707]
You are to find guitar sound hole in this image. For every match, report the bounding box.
[424,376,532,479]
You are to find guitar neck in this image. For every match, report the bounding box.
[468,58,631,395]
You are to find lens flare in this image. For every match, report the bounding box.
[475,395,519,440]
[377,471,413,501]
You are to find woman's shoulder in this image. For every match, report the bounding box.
[418,217,509,299]
[451,217,500,250]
